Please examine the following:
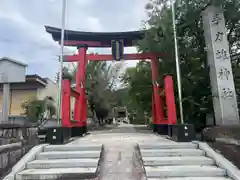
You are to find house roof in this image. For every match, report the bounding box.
[0,57,27,67]
[26,74,47,83]
[0,74,49,89]
[25,74,48,86]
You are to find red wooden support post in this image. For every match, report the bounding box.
[152,93,157,132]
[73,63,81,126]
[151,56,164,127]
[159,90,166,123]
[152,94,155,123]
[61,79,71,127]
[73,48,87,129]
[82,56,88,132]
[164,75,177,125]
[82,92,87,131]
[79,47,87,127]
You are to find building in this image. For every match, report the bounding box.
[0,74,58,116]
[112,106,130,124]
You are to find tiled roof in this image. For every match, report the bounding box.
[26,74,47,84]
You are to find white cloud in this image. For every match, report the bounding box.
[86,17,104,32]
[0,0,148,79]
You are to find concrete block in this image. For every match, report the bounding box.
[36,150,101,160]
[171,124,196,142]
[27,158,99,169]
[145,165,226,178]
[148,177,231,180]
[196,142,240,180]
[143,156,214,166]
[139,143,198,150]
[44,144,103,152]
[3,144,48,180]
[16,167,97,180]
[140,149,205,157]
[11,144,48,173]
[2,173,14,180]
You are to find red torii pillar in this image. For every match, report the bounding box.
[72,47,88,136]
[61,78,71,127]
[164,74,177,125]
[61,72,80,130]
[152,93,156,131]
[151,56,165,133]
[82,52,88,132]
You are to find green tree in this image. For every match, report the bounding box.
[70,60,125,124]
[122,61,152,113]
[21,96,56,123]
[123,0,240,129]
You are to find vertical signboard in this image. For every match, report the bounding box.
[111,40,124,61]
[202,5,239,125]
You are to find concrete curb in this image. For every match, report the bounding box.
[3,144,48,180]
[0,142,22,151]
[194,141,240,180]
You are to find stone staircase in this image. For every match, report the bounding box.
[139,142,236,180]
[13,144,103,180]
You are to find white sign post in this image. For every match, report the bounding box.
[202,5,239,125]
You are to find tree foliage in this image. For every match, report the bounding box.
[70,60,125,123]
[21,96,56,123]
[122,61,152,113]
[123,0,240,129]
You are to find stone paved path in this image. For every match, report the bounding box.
[69,124,172,180]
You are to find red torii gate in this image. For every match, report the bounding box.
[45,26,177,136]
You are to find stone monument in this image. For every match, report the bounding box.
[202,5,239,125]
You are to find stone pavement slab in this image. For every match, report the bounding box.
[145,165,226,178]
[70,124,164,180]
[44,144,103,152]
[16,167,97,180]
[140,148,205,157]
[148,178,231,180]
[142,156,214,166]
[26,158,99,169]
[36,150,101,159]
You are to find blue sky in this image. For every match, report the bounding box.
[0,0,148,79]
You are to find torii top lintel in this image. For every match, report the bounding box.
[45,26,146,47]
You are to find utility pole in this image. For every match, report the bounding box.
[56,0,67,124]
[171,0,184,124]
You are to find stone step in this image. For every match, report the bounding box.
[16,167,97,180]
[143,156,214,166]
[145,165,226,178]
[141,149,205,157]
[139,143,198,150]
[148,177,231,180]
[36,151,101,160]
[27,158,99,169]
[44,144,102,152]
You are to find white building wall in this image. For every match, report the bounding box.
[37,78,58,106]
[37,78,75,119]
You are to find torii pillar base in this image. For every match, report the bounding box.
[152,124,157,133]
[156,124,169,135]
[71,126,84,137]
[82,125,87,134]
